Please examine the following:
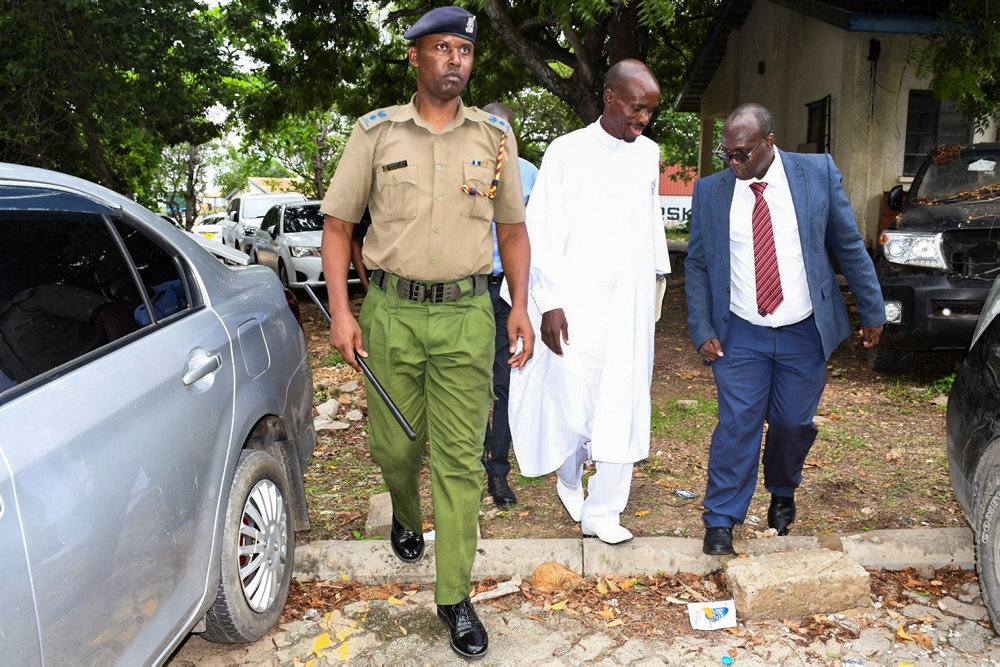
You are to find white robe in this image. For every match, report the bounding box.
[508,121,671,476]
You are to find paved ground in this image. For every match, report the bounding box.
[168,528,1000,665]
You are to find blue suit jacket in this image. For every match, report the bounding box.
[684,149,886,360]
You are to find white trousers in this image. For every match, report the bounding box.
[556,445,633,527]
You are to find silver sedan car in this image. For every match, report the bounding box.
[0,163,316,664]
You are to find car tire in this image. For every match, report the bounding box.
[278,262,290,289]
[866,344,914,373]
[975,475,1000,630]
[202,449,294,643]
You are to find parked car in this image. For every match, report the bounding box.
[0,162,316,664]
[221,192,306,254]
[947,275,1000,630]
[872,143,1000,372]
[191,211,227,243]
[249,200,364,288]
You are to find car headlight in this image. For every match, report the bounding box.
[290,246,321,258]
[879,231,947,269]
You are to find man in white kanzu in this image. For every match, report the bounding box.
[508,59,670,544]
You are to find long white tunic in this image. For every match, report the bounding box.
[508,120,671,475]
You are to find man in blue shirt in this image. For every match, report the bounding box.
[481,102,538,506]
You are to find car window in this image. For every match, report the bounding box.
[918,148,1000,201]
[242,194,306,220]
[284,205,324,234]
[0,209,190,394]
[261,208,279,235]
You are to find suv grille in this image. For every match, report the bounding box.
[943,230,1000,278]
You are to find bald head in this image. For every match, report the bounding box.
[600,59,660,142]
[482,102,515,130]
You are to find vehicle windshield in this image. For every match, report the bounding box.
[245,195,302,219]
[284,205,323,233]
[915,146,1000,203]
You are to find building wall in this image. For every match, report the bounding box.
[695,0,996,246]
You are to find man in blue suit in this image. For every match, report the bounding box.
[685,103,886,556]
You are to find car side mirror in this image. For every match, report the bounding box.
[229,211,238,222]
[887,185,905,211]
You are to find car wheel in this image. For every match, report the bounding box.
[278,262,290,289]
[202,449,294,643]
[976,475,1000,630]
[866,344,914,373]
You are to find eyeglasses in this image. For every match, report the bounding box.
[714,135,769,164]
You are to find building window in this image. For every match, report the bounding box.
[904,90,971,175]
[805,96,831,154]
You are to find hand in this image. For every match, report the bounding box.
[698,337,724,363]
[859,325,883,348]
[330,315,366,372]
[540,308,569,356]
[506,307,535,370]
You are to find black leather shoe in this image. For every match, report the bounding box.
[703,526,735,555]
[437,597,488,659]
[390,515,424,563]
[487,475,517,506]
[767,494,796,536]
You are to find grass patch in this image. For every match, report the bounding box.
[650,396,717,440]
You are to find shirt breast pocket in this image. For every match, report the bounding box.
[461,163,495,222]
[374,166,418,223]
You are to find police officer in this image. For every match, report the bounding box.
[319,6,534,660]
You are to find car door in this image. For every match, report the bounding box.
[0,196,237,663]
[0,453,40,666]
[256,207,281,271]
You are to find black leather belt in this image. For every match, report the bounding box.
[370,269,487,303]
[488,272,504,285]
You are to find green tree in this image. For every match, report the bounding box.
[915,0,1000,133]
[153,143,223,227]
[224,0,717,170]
[244,109,355,199]
[0,0,238,200]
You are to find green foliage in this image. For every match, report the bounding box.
[914,0,1000,132]
[226,0,720,172]
[0,0,238,196]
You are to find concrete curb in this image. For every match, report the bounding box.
[293,527,975,584]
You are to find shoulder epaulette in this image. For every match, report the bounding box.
[358,105,402,131]
[470,107,513,136]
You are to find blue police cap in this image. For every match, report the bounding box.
[403,6,478,44]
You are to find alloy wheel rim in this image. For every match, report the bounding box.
[238,478,288,612]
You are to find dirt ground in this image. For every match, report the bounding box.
[298,284,966,546]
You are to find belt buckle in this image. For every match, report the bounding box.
[429,283,446,303]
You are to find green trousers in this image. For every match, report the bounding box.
[359,275,493,604]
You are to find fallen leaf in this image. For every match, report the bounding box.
[398,625,407,635]
[605,619,624,628]
[387,596,405,605]
[634,509,651,516]
[551,600,567,611]
[518,511,530,517]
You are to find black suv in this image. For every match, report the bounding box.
[871,143,1000,372]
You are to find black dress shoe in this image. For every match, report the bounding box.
[437,597,488,659]
[487,475,517,506]
[767,494,796,536]
[703,526,735,555]
[390,515,424,563]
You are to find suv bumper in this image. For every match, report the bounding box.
[878,275,992,350]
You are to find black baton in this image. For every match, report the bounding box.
[303,284,417,440]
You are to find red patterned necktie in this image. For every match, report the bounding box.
[749,181,783,316]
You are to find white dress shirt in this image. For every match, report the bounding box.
[728,150,813,327]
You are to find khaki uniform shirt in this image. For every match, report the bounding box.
[321,96,525,282]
